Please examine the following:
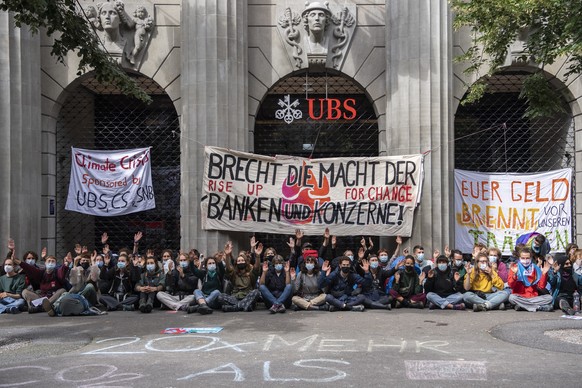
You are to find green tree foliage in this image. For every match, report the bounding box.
[451,0,582,117]
[0,0,150,103]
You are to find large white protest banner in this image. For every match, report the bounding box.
[65,147,155,216]
[454,169,572,254]
[201,146,424,236]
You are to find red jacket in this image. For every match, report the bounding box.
[508,264,547,298]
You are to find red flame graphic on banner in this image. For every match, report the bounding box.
[281,162,330,224]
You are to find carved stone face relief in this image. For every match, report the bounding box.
[277,1,356,69]
[84,1,154,69]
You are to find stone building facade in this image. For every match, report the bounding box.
[1,0,580,256]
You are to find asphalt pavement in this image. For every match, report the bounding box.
[1,306,581,387]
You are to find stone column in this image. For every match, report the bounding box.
[181,1,248,254]
[385,1,454,250]
[0,12,42,253]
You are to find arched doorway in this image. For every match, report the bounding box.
[54,74,180,258]
[253,71,379,253]
[454,70,576,241]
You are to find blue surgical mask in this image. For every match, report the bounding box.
[417,253,425,261]
[146,264,155,272]
[96,261,104,268]
[117,262,126,269]
[207,264,217,272]
[46,262,56,270]
[454,260,463,267]
[26,259,36,265]
[437,263,448,271]
[532,244,541,253]
[180,261,189,268]
[347,255,354,261]
[275,264,283,271]
[305,263,315,271]
[370,261,379,269]
[379,255,389,263]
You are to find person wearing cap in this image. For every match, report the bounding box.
[547,253,582,315]
[424,255,465,310]
[319,256,371,312]
[0,258,26,314]
[463,252,509,312]
[291,255,327,310]
[508,247,553,312]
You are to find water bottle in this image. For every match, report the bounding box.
[574,290,580,312]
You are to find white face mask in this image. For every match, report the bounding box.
[26,259,36,265]
[454,260,463,267]
[520,258,532,267]
[479,263,487,271]
[416,253,425,261]
[488,256,497,263]
[4,265,14,273]
[379,255,389,263]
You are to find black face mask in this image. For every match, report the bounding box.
[237,263,247,270]
[562,266,573,275]
[341,267,350,274]
[404,266,414,272]
[81,262,90,270]
[265,255,275,262]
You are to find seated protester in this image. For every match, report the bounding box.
[389,255,426,308]
[188,254,226,314]
[548,254,582,315]
[18,255,69,313]
[291,255,327,311]
[68,252,99,307]
[319,256,371,312]
[221,242,261,312]
[488,247,508,283]
[156,252,198,311]
[450,249,467,280]
[259,255,292,313]
[463,253,509,311]
[0,258,26,313]
[425,255,465,310]
[98,254,141,311]
[136,257,166,313]
[361,254,398,310]
[413,245,433,270]
[508,247,553,312]
[95,253,113,295]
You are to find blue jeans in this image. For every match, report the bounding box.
[463,290,509,309]
[0,297,25,313]
[426,292,464,309]
[194,289,221,309]
[259,284,292,308]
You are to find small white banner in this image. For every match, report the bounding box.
[454,168,572,254]
[65,147,155,216]
[201,146,424,236]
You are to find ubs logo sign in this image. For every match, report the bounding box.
[275,94,357,124]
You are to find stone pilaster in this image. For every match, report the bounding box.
[385,1,454,250]
[0,12,42,253]
[180,1,248,254]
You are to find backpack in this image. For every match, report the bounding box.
[57,294,102,316]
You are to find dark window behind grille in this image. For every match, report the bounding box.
[454,71,575,234]
[56,75,180,258]
[253,72,379,255]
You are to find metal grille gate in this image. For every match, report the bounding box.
[55,75,180,258]
[454,70,576,237]
[253,72,380,255]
